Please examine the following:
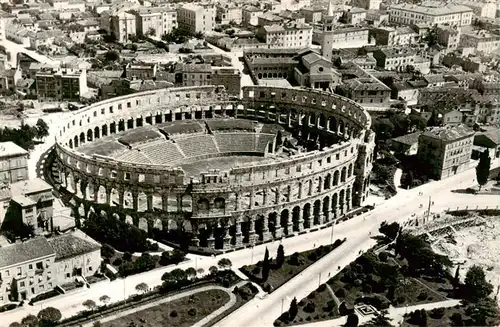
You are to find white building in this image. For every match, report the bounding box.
[259,22,313,49]
[134,7,177,38]
[177,4,215,35]
[110,12,137,43]
[388,3,473,26]
[460,30,500,54]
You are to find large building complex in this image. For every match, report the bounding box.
[0,142,29,185]
[258,22,313,49]
[35,67,87,102]
[388,3,473,26]
[133,7,178,38]
[48,85,374,252]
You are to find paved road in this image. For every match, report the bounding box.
[81,284,238,327]
[2,158,499,326]
[0,39,56,67]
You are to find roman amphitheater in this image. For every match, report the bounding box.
[48,85,375,252]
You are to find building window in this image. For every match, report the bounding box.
[20,281,25,288]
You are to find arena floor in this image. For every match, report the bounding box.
[180,155,270,178]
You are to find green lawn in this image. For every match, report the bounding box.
[102,289,230,327]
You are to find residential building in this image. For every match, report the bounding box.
[460,30,500,54]
[423,74,445,88]
[365,9,389,26]
[0,12,15,42]
[242,6,263,27]
[281,0,311,11]
[174,63,241,96]
[436,25,461,51]
[0,67,22,93]
[0,183,11,226]
[216,5,242,25]
[125,62,157,80]
[0,142,29,185]
[0,231,101,305]
[110,12,136,43]
[474,130,500,159]
[299,7,324,24]
[337,77,391,106]
[442,110,464,125]
[133,7,177,38]
[177,4,215,35]
[258,22,313,49]
[370,26,418,46]
[0,237,56,303]
[372,47,417,71]
[35,67,87,102]
[388,3,473,26]
[258,13,284,27]
[345,8,367,25]
[243,48,300,82]
[48,230,101,286]
[452,0,496,19]
[417,124,474,180]
[9,178,53,233]
[351,0,382,10]
[391,81,421,105]
[391,132,422,155]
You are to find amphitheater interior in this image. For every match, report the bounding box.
[49,85,375,252]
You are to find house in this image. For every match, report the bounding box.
[391,132,422,155]
[474,130,500,159]
[372,47,417,71]
[423,74,445,88]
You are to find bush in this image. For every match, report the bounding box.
[170,310,178,317]
[252,266,261,275]
[417,291,428,301]
[450,312,463,326]
[101,244,115,258]
[303,301,316,313]
[112,258,123,266]
[335,288,346,298]
[123,252,132,261]
[430,307,445,319]
[378,252,388,262]
[307,251,318,261]
[317,284,326,292]
[188,308,197,316]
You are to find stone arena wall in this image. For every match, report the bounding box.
[51,85,375,251]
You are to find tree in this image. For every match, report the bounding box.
[466,297,498,326]
[147,27,156,36]
[21,314,39,327]
[35,119,49,139]
[454,264,461,288]
[135,282,149,294]
[101,244,115,259]
[1,204,35,242]
[464,265,493,301]
[476,150,491,191]
[209,266,219,275]
[262,247,270,282]
[10,278,18,301]
[99,295,110,305]
[362,310,392,326]
[104,50,120,62]
[288,297,298,320]
[185,267,197,279]
[378,221,401,242]
[9,323,21,327]
[37,307,62,326]
[218,258,232,270]
[82,299,97,311]
[197,268,205,275]
[345,313,359,327]
[276,244,285,268]
[170,249,186,264]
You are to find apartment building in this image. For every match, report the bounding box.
[0,231,101,304]
[436,25,461,51]
[125,62,157,80]
[372,47,417,71]
[110,12,136,43]
[35,67,87,102]
[242,6,263,27]
[9,178,53,233]
[345,8,367,25]
[452,0,496,19]
[417,125,474,180]
[321,25,370,61]
[174,63,241,96]
[370,26,418,46]
[216,5,242,25]
[177,4,215,35]
[388,3,473,26]
[134,7,177,38]
[0,142,29,185]
[460,30,500,54]
[337,77,391,106]
[258,22,313,49]
[299,7,324,23]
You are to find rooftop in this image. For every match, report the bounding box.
[0,141,28,158]
[10,178,52,197]
[389,3,473,16]
[422,125,474,141]
[0,237,55,269]
[392,131,423,146]
[48,230,101,261]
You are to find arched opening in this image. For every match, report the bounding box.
[87,129,93,142]
[280,209,290,235]
[348,163,353,178]
[323,196,330,220]
[292,206,301,231]
[118,120,125,132]
[137,192,147,212]
[123,191,133,209]
[333,170,340,186]
[138,218,148,232]
[213,197,225,213]
[313,200,321,225]
[197,198,210,213]
[79,132,85,144]
[324,173,331,190]
[318,114,326,129]
[94,126,100,139]
[125,215,133,225]
[69,139,73,148]
[303,203,311,228]
[182,195,192,212]
[341,167,347,182]
[101,124,108,136]
[268,212,278,237]
[110,122,116,134]
[74,136,79,148]
[339,189,345,214]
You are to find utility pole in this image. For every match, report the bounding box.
[281,298,284,314]
[426,196,431,223]
[318,272,321,287]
